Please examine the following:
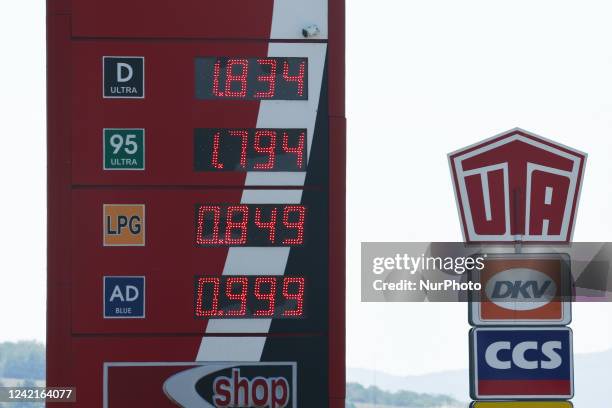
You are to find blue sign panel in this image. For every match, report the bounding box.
[103,276,145,318]
[470,327,573,400]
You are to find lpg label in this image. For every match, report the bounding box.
[103,204,145,246]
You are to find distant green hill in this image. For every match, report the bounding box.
[0,341,44,380]
[347,382,461,407]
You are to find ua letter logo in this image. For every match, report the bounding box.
[449,128,586,243]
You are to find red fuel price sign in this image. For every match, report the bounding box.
[48,1,345,407]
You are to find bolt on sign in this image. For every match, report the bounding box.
[48,1,345,407]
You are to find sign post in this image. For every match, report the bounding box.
[47,1,345,406]
[449,128,585,405]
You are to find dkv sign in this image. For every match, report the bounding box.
[449,129,586,243]
[469,254,572,326]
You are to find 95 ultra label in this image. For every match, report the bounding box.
[103,129,145,170]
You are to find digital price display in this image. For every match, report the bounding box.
[195,204,307,247]
[194,128,307,172]
[194,276,306,319]
[195,57,308,100]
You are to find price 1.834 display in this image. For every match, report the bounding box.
[194,276,306,319]
[195,204,307,247]
[194,128,306,172]
[195,56,308,100]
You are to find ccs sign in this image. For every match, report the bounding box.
[470,327,573,399]
[469,254,572,326]
[449,128,586,243]
[471,403,573,407]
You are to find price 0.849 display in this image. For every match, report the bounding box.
[195,56,308,100]
[194,128,307,172]
[195,204,306,247]
[195,276,306,319]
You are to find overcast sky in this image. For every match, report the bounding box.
[1,0,612,379]
[346,0,612,375]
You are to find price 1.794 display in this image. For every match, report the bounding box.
[195,204,307,247]
[195,56,308,100]
[194,276,306,319]
[194,128,307,172]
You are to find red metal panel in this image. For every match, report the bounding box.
[72,0,275,39]
[48,0,345,406]
[328,0,346,118]
[327,0,346,400]
[46,12,73,396]
[328,116,346,399]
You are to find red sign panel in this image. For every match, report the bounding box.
[48,0,345,407]
[449,128,586,243]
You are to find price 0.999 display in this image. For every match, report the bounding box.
[195,57,308,100]
[194,128,307,172]
[194,276,306,319]
[195,204,306,247]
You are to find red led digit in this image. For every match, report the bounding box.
[282,277,305,317]
[253,277,277,316]
[282,205,306,245]
[195,277,222,317]
[282,131,305,169]
[253,130,277,170]
[211,131,224,169]
[224,205,249,245]
[225,277,248,316]
[212,59,224,97]
[254,59,277,99]
[196,205,221,245]
[224,58,249,98]
[282,60,306,97]
[254,207,277,243]
[228,130,248,168]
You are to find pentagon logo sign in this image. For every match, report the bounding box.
[449,128,586,243]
